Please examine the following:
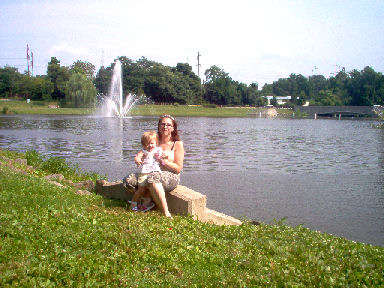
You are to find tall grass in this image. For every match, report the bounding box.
[0,150,383,286]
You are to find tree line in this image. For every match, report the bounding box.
[1,56,384,107]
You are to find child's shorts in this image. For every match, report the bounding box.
[137,173,149,187]
[123,171,180,192]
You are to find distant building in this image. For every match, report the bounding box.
[263,96,295,106]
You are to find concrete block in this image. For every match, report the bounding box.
[95,180,242,226]
[166,185,206,220]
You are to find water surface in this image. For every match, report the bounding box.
[1,115,383,246]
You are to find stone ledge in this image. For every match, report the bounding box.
[201,208,243,226]
[95,180,242,226]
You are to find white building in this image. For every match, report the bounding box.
[264,96,293,106]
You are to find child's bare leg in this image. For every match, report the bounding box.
[141,190,153,206]
[130,185,146,208]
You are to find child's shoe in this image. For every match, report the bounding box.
[128,201,139,212]
[140,201,155,212]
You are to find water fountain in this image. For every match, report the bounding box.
[99,60,137,117]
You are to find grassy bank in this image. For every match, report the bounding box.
[1,149,383,287]
[0,100,92,115]
[0,99,295,118]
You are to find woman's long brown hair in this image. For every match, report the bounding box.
[158,115,180,142]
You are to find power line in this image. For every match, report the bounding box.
[0,57,26,60]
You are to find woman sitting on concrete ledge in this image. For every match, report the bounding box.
[123,115,185,217]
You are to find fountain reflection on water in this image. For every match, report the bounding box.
[99,60,137,118]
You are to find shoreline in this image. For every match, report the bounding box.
[2,100,382,121]
[0,99,294,118]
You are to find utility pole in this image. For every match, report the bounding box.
[26,44,30,76]
[31,51,34,76]
[197,51,203,104]
[197,51,201,78]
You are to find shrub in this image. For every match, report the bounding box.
[25,150,44,167]
[41,156,75,175]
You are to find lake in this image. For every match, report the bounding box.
[0,114,383,246]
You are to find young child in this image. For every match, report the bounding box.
[129,131,163,212]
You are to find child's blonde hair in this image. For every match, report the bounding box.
[141,131,159,147]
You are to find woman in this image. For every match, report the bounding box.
[125,115,185,217]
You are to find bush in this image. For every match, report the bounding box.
[41,156,75,175]
[26,150,44,167]
[1,106,9,114]
[26,150,76,176]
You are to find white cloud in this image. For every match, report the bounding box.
[49,43,89,57]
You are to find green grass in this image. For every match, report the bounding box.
[0,150,383,287]
[0,99,298,118]
[131,104,262,117]
[0,100,92,115]
[0,149,100,183]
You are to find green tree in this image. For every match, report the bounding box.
[70,60,95,79]
[144,63,176,103]
[204,65,229,82]
[173,63,202,104]
[47,57,70,100]
[65,73,97,107]
[329,68,350,105]
[203,66,238,105]
[270,96,278,106]
[288,74,308,98]
[309,75,327,98]
[94,66,111,97]
[242,83,259,105]
[260,83,273,96]
[359,66,384,105]
[312,89,343,106]
[0,66,20,97]
[31,76,54,100]
[254,96,267,106]
[119,56,146,96]
[272,78,290,96]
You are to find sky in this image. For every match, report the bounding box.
[1,0,384,87]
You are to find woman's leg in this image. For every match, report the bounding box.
[148,182,172,217]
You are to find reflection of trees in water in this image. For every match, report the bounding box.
[48,117,101,134]
[49,119,67,130]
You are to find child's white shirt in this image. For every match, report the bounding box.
[140,147,162,173]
